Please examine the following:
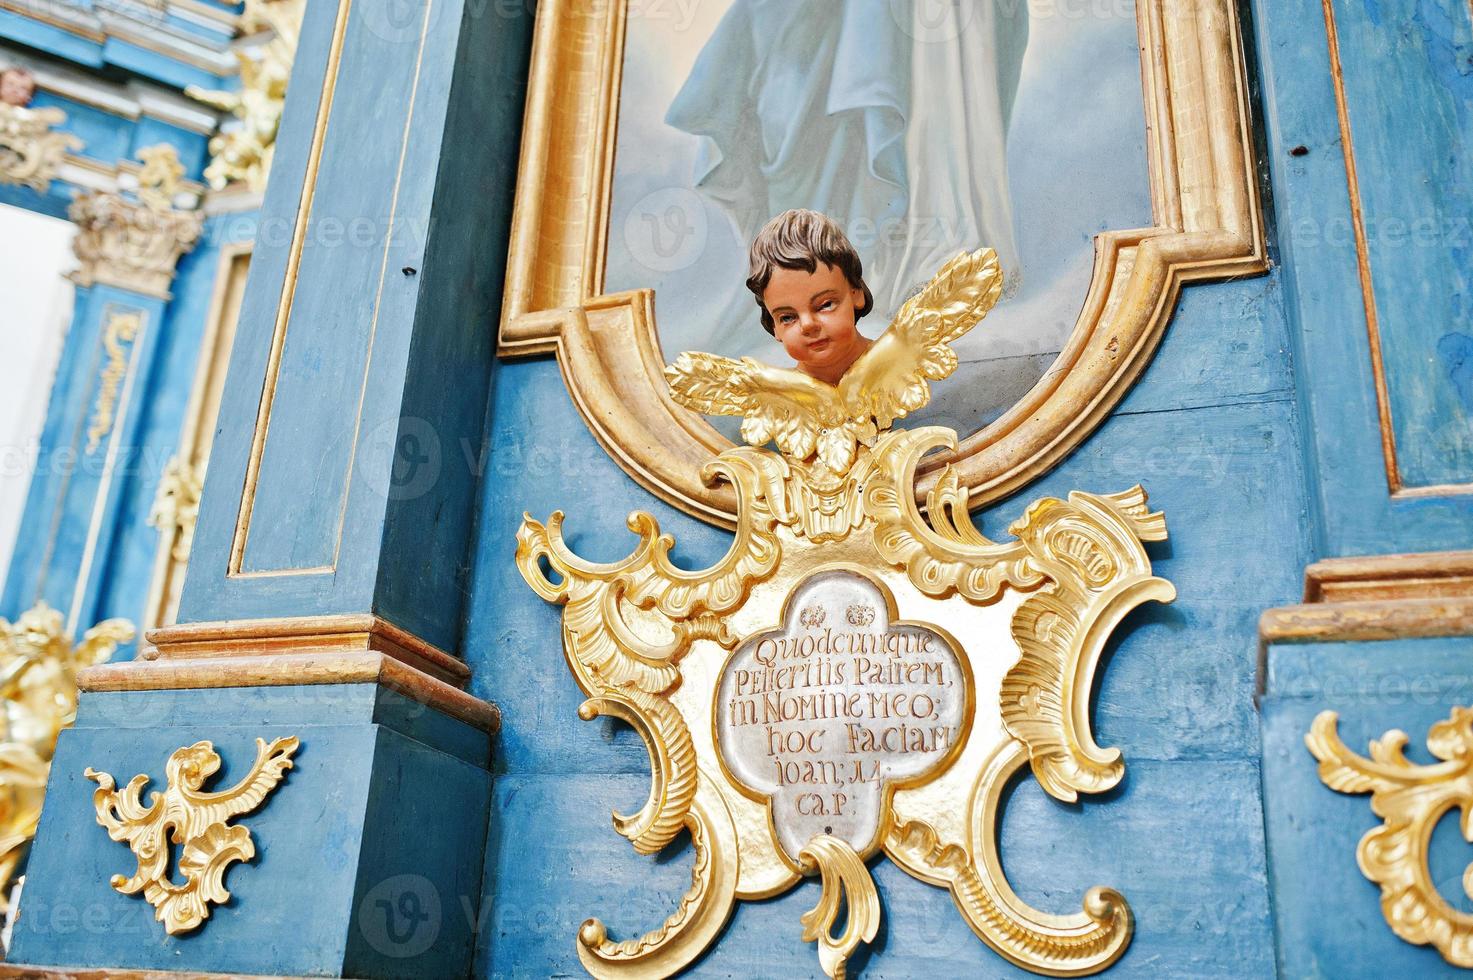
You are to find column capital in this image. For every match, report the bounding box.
[67,190,203,299]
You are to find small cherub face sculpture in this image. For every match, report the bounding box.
[763,262,871,386]
[748,209,875,387]
[0,68,36,108]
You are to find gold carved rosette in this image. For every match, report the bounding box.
[517,422,1172,978]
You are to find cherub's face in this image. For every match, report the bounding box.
[0,70,35,108]
[764,262,868,384]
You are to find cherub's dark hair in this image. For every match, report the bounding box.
[746,209,873,335]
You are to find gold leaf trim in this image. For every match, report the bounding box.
[886,741,1132,974]
[579,688,697,855]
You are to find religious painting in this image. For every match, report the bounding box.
[497,0,1264,526]
[605,0,1151,437]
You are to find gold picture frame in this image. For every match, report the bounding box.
[497,0,1267,529]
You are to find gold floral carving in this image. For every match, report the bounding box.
[0,604,132,909]
[518,286,1172,980]
[69,191,203,299]
[1307,707,1473,967]
[0,101,80,192]
[497,0,1266,529]
[85,311,143,454]
[148,455,204,563]
[187,0,303,192]
[86,736,298,935]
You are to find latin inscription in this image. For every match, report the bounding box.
[716,570,966,861]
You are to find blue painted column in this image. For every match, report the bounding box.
[1,192,202,635]
[7,1,532,976]
[178,0,529,651]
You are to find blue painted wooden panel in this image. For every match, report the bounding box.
[1329,0,1473,490]
[93,215,259,654]
[10,686,492,977]
[1260,636,1473,978]
[180,0,533,654]
[1253,0,1473,554]
[1,285,169,633]
[0,11,103,68]
[26,90,131,170]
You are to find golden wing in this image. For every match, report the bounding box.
[839,248,1004,429]
[665,351,844,460]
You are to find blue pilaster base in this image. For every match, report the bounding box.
[9,683,491,978]
[1259,637,1473,979]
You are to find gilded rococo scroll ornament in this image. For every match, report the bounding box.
[0,604,132,909]
[517,250,1175,978]
[86,737,298,935]
[1308,707,1473,967]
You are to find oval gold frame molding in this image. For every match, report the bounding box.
[497,0,1267,530]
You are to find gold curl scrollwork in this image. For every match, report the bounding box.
[517,422,1172,977]
[1307,706,1473,967]
[85,737,298,935]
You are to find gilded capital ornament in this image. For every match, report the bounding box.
[516,248,1174,978]
[68,190,203,299]
[86,737,298,935]
[1308,707,1473,967]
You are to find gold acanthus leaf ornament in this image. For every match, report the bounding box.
[1307,707,1473,967]
[85,737,298,934]
[665,248,1003,474]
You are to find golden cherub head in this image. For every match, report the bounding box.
[667,222,1003,475]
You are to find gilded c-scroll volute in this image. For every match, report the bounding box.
[516,249,1174,978]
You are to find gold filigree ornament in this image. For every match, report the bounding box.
[85,737,298,934]
[516,249,1176,978]
[1308,707,1473,966]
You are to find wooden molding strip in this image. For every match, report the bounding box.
[1259,596,1473,646]
[1302,550,1473,604]
[1259,550,1473,648]
[86,615,498,733]
[80,651,499,734]
[142,614,471,687]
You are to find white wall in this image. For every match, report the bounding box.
[0,203,76,593]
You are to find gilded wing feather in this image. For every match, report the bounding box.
[840,248,1004,429]
[665,352,843,460]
